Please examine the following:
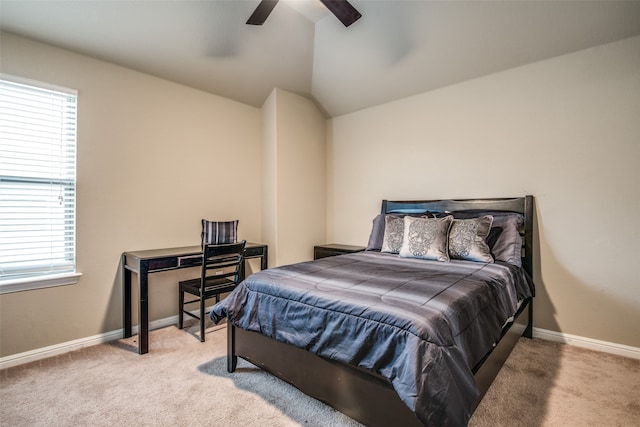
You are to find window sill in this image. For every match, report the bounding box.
[0,272,82,295]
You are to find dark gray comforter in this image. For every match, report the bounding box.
[211,251,534,426]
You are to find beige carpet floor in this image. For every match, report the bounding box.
[1,322,638,426]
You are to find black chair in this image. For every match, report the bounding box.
[178,240,246,342]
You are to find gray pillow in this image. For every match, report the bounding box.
[488,214,524,267]
[449,216,494,263]
[399,216,453,262]
[366,214,386,251]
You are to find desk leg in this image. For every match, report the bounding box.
[239,250,268,282]
[123,256,132,338]
[239,259,246,283]
[138,262,149,354]
[261,247,268,270]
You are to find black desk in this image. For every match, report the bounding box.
[122,242,268,354]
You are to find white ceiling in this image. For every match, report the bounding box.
[2,0,639,117]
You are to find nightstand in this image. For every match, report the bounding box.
[314,244,366,260]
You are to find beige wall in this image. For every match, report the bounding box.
[262,88,326,266]
[0,33,263,356]
[327,36,640,348]
[1,30,638,358]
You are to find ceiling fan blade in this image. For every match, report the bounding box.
[319,0,362,27]
[246,0,279,25]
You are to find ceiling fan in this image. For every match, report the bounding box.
[247,0,362,27]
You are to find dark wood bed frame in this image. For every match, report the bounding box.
[226,196,535,426]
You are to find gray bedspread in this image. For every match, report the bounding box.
[211,251,534,426]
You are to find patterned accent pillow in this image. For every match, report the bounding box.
[370,213,434,252]
[399,216,453,262]
[201,219,238,245]
[380,215,405,253]
[449,216,494,263]
[446,211,524,267]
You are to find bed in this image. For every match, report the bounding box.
[211,196,535,426]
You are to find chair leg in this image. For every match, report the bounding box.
[178,286,184,329]
[200,295,206,342]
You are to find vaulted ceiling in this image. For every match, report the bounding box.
[2,0,639,117]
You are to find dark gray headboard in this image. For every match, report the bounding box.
[381,196,534,276]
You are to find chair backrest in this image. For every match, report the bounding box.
[200,240,246,288]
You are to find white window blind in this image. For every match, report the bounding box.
[0,76,78,282]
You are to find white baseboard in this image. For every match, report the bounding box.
[1,313,186,370]
[2,321,638,370]
[533,327,640,360]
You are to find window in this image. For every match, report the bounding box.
[0,76,81,293]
